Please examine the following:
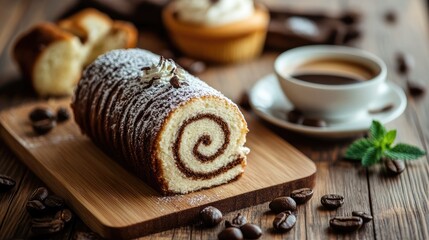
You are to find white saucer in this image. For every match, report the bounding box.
[249,74,407,138]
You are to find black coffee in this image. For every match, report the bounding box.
[288,58,377,86]
[292,73,364,85]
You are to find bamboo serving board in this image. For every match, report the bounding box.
[0,99,316,239]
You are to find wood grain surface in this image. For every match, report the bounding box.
[0,0,428,239]
[0,99,316,239]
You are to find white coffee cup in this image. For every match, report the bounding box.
[274,45,387,121]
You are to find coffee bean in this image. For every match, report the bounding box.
[287,109,303,123]
[232,213,247,227]
[44,195,65,210]
[302,118,327,127]
[73,231,101,240]
[385,159,405,175]
[269,196,297,213]
[218,227,243,240]
[200,206,223,227]
[321,194,344,209]
[177,57,206,74]
[290,188,314,204]
[26,200,47,216]
[0,174,16,192]
[340,11,361,25]
[29,187,49,201]
[273,211,296,232]
[407,81,426,98]
[32,118,56,135]
[238,92,251,111]
[384,10,397,24]
[352,211,373,223]
[240,223,262,239]
[55,209,73,223]
[29,108,55,122]
[56,107,70,122]
[343,27,362,44]
[31,218,64,235]
[225,213,246,228]
[396,53,414,75]
[329,216,363,232]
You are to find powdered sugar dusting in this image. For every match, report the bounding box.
[71,49,240,194]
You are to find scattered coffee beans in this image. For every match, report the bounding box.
[384,10,397,24]
[44,195,65,210]
[31,218,64,235]
[407,81,426,98]
[55,209,73,223]
[240,223,262,239]
[329,216,363,232]
[385,159,405,175]
[269,196,297,213]
[73,231,102,240]
[352,211,373,223]
[396,53,414,75]
[32,118,56,135]
[0,174,16,192]
[56,107,70,122]
[273,211,296,232]
[218,227,243,240]
[287,109,303,123]
[26,187,73,237]
[26,200,47,217]
[29,108,55,122]
[200,206,223,227]
[29,187,49,202]
[238,92,251,111]
[340,11,361,25]
[302,118,327,127]
[321,194,344,209]
[290,188,314,204]
[232,213,247,227]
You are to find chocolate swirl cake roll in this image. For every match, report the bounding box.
[72,49,249,194]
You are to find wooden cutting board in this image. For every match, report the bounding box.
[0,99,316,239]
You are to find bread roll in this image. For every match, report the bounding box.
[13,23,83,96]
[72,49,249,194]
[58,8,112,65]
[85,20,138,65]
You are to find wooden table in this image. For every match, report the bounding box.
[1,0,428,239]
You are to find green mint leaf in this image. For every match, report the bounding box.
[384,130,397,146]
[369,120,386,142]
[345,139,373,160]
[362,147,381,167]
[384,143,426,160]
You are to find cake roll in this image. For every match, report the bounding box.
[72,49,249,194]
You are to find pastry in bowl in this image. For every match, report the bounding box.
[163,0,269,63]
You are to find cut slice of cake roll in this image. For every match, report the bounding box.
[72,49,249,194]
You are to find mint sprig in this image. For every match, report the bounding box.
[345,120,426,166]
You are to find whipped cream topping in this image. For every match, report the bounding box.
[141,56,187,89]
[174,0,255,26]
